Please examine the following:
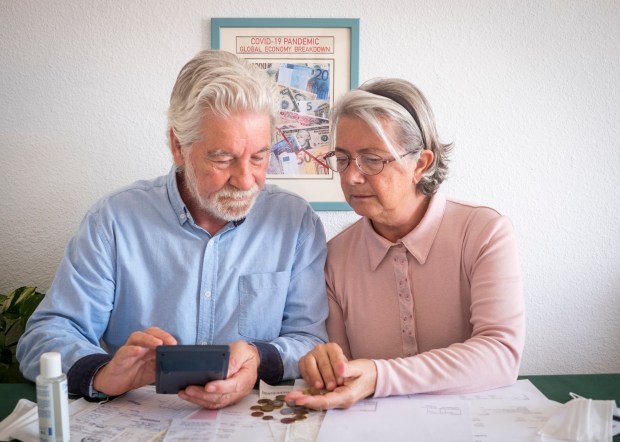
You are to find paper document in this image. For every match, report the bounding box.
[0,398,97,442]
[213,379,325,442]
[71,385,199,441]
[316,396,472,442]
[316,380,562,442]
[162,408,219,441]
[65,379,324,442]
[3,379,614,442]
[417,380,562,442]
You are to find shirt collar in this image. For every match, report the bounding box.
[364,193,447,270]
[167,166,190,226]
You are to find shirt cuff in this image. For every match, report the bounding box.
[251,342,283,385]
[67,353,112,400]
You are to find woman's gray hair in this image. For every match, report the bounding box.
[168,50,278,152]
[331,78,453,196]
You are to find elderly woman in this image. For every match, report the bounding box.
[286,78,525,409]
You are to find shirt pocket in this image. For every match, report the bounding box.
[238,271,290,340]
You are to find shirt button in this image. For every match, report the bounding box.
[179,213,186,221]
[204,290,212,299]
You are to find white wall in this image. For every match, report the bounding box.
[1,0,618,375]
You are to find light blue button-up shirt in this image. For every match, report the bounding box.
[18,168,328,382]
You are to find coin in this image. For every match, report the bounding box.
[249,396,317,424]
[304,387,326,396]
[275,394,286,401]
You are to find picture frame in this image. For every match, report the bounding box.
[211,18,359,211]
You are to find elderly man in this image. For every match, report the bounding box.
[17,50,328,409]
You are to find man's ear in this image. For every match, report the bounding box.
[170,128,185,167]
[413,149,434,184]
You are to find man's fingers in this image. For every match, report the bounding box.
[93,345,155,396]
[180,377,247,409]
[126,331,163,347]
[93,327,179,397]
[226,341,257,375]
[108,345,151,368]
[125,327,177,348]
[179,389,239,409]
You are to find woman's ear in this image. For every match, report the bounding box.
[413,149,434,184]
[170,128,185,167]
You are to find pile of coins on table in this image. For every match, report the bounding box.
[249,394,316,424]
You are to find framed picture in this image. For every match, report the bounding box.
[211,18,359,211]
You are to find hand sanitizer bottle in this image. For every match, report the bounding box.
[36,352,70,442]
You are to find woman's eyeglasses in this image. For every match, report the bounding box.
[322,151,414,176]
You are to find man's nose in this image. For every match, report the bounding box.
[229,161,255,190]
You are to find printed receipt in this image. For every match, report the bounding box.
[70,385,199,441]
[163,379,324,442]
[315,379,562,442]
[69,381,324,442]
[64,380,564,442]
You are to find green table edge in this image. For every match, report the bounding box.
[519,373,620,403]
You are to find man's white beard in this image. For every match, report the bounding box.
[183,157,260,222]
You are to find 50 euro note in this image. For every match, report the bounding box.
[270,126,331,175]
[272,146,331,175]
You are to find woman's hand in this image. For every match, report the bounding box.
[298,343,349,391]
[286,358,378,410]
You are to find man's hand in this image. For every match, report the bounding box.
[93,326,177,396]
[285,359,378,410]
[178,340,259,409]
